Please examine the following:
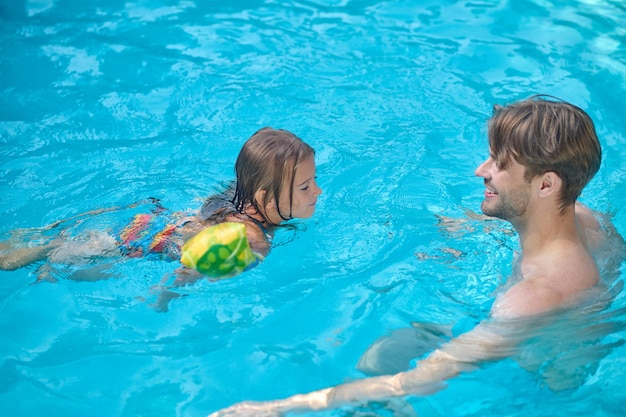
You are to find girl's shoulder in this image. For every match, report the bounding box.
[224,214,272,258]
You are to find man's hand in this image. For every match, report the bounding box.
[207,400,282,417]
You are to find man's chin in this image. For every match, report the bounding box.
[480,202,500,219]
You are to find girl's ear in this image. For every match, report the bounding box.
[254,189,268,207]
[538,171,561,198]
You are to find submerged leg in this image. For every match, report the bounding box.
[35,262,118,283]
[66,263,118,282]
[0,242,58,271]
[0,200,154,272]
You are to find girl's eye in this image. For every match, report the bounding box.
[300,177,316,191]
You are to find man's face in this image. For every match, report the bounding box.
[474,154,532,222]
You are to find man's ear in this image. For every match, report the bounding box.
[538,171,561,198]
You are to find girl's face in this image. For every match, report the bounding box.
[266,155,322,224]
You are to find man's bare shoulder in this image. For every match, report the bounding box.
[492,244,598,319]
[491,279,564,318]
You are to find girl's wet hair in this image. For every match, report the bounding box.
[232,127,315,224]
[488,95,601,214]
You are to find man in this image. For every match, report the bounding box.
[207,96,625,417]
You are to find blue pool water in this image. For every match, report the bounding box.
[1,0,626,416]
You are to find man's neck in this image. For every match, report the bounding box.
[514,205,579,258]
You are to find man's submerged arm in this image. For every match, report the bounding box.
[208,321,524,417]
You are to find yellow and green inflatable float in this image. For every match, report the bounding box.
[180,222,259,278]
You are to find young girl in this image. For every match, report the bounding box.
[200,126,321,259]
[0,127,322,285]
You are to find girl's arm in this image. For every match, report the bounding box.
[241,220,271,259]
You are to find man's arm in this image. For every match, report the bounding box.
[207,320,525,417]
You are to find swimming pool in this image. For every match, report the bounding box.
[1,0,625,416]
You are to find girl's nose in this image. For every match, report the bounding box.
[314,182,322,196]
